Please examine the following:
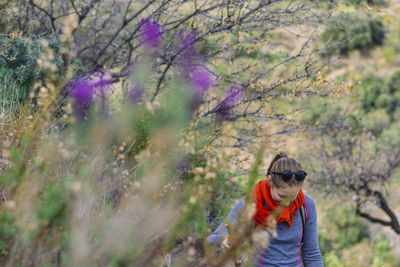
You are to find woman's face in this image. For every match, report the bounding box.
[267,175,302,207]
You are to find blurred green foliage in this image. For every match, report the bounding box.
[362,108,390,134]
[308,68,400,136]
[348,0,386,5]
[317,206,399,267]
[324,251,345,267]
[0,67,22,113]
[370,234,400,267]
[380,122,400,146]
[0,210,16,254]
[0,36,42,86]
[322,233,400,267]
[319,206,368,253]
[0,35,63,111]
[386,70,400,113]
[383,46,397,64]
[0,135,29,189]
[36,183,70,227]
[207,170,243,231]
[353,70,400,135]
[356,73,385,112]
[321,12,385,55]
[1,0,400,266]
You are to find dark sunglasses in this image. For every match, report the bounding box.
[272,170,307,182]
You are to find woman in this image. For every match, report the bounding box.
[208,152,324,266]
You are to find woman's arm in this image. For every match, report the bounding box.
[207,198,246,247]
[303,196,324,266]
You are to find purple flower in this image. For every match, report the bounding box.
[189,64,217,93]
[58,121,62,127]
[177,29,197,66]
[140,18,164,48]
[128,86,144,103]
[99,177,104,181]
[71,79,94,119]
[215,85,245,121]
[176,30,218,112]
[93,71,113,91]
[208,217,215,222]
[186,65,217,112]
[69,70,114,119]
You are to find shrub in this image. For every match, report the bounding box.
[383,46,397,64]
[0,1,11,33]
[375,93,391,110]
[370,234,400,267]
[0,210,16,255]
[0,36,43,91]
[351,0,386,5]
[0,35,63,111]
[356,73,386,112]
[379,121,400,150]
[323,206,369,249]
[362,109,390,135]
[323,252,345,267]
[0,67,22,113]
[36,183,70,227]
[387,70,400,94]
[356,70,400,119]
[321,12,385,55]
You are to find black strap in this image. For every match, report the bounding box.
[300,205,306,244]
[300,205,306,266]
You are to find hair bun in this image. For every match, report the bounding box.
[278,152,288,158]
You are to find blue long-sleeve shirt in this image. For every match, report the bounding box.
[208,194,324,267]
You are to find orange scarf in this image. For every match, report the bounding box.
[253,179,305,228]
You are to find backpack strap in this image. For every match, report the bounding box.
[300,204,307,266]
[300,205,306,244]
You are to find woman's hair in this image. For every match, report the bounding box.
[266,152,305,187]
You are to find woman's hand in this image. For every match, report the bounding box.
[222,236,230,248]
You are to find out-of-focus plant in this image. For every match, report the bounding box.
[298,58,400,236]
[352,70,400,133]
[0,1,359,266]
[318,205,367,266]
[0,0,11,32]
[301,105,400,235]
[0,35,66,113]
[7,0,336,111]
[370,234,400,266]
[0,12,264,266]
[321,12,385,55]
[1,0,348,159]
[385,69,400,114]
[356,73,386,113]
[318,204,400,267]
[0,67,21,113]
[319,206,368,252]
[347,0,387,6]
